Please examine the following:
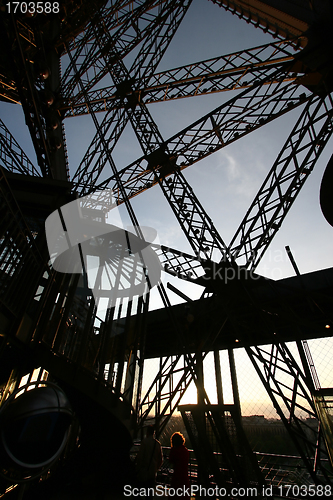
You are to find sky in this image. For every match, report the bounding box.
[1,0,332,417]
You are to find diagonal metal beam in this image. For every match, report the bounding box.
[152,92,333,278]
[0,13,53,177]
[228,92,333,269]
[61,0,156,96]
[0,119,40,177]
[72,0,193,194]
[246,342,333,484]
[85,67,309,198]
[61,0,172,100]
[87,92,333,282]
[154,170,228,261]
[61,39,298,117]
[210,0,311,43]
[92,5,229,263]
[61,0,167,55]
[60,0,149,53]
[81,67,313,269]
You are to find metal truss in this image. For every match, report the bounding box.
[72,0,192,192]
[228,92,333,269]
[152,244,205,281]
[0,71,20,105]
[62,39,297,117]
[0,10,71,180]
[0,18,36,105]
[181,404,264,489]
[84,77,312,275]
[59,0,204,432]
[153,90,333,278]
[0,1,168,179]
[210,0,310,43]
[94,70,309,199]
[0,15,53,177]
[0,166,45,316]
[245,341,333,484]
[137,283,218,435]
[70,69,309,284]
[86,87,332,280]
[154,170,228,262]
[138,352,195,431]
[141,280,244,432]
[61,0,177,100]
[87,2,229,265]
[65,1,194,298]
[61,0,156,54]
[0,120,40,177]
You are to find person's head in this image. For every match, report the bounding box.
[146,425,155,437]
[170,432,185,448]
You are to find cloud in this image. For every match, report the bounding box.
[216,139,269,202]
[223,150,241,182]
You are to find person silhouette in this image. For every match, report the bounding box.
[169,432,190,498]
[136,425,163,488]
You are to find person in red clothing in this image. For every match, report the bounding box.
[169,432,190,498]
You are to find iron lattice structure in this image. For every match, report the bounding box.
[0,0,333,496]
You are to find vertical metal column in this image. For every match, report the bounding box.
[214,350,224,405]
[229,348,241,415]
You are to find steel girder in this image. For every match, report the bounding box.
[228,92,333,270]
[210,0,312,42]
[74,66,314,278]
[0,166,46,316]
[71,0,192,192]
[61,0,155,54]
[0,1,167,180]
[0,18,36,105]
[153,91,333,279]
[91,89,332,280]
[88,84,325,277]
[60,1,177,99]
[0,120,40,177]
[246,341,333,483]
[90,13,230,264]
[76,62,307,194]
[61,39,296,116]
[0,14,56,178]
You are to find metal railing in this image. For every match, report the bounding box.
[129,442,332,496]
